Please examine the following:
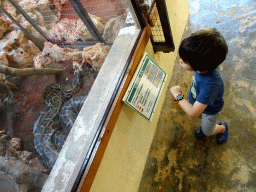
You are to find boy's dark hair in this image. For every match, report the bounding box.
[179,28,228,72]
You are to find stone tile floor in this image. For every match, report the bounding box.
[139,0,256,191]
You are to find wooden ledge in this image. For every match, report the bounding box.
[78,25,151,192]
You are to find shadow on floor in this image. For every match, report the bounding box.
[139,0,256,191]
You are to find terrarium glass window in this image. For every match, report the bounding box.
[0,0,139,191]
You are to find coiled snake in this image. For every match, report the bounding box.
[33,73,86,170]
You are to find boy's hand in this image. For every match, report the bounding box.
[170,86,182,97]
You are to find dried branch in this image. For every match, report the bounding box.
[0,65,63,77]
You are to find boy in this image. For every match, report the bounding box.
[170,28,229,144]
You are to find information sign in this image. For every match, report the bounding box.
[123,52,167,121]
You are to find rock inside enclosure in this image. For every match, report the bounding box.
[48,15,105,43]
[34,42,110,71]
[103,14,126,43]
[82,43,110,72]
[0,171,19,192]
[0,132,48,191]
[0,18,10,39]
[33,42,83,68]
[0,30,40,68]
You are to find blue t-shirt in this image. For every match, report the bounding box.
[189,68,224,115]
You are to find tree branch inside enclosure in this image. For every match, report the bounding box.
[0,65,63,77]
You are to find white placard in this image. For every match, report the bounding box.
[123,52,167,121]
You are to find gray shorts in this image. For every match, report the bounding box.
[202,112,220,136]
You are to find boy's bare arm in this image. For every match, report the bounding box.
[170,86,207,117]
[178,100,207,117]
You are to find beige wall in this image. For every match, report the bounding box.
[90,0,189,191]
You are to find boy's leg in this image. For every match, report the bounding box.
[196,113,228,143]
[201,113,220,136]
[215,121,229,144]
[212,124,226,135]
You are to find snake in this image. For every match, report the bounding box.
[33,73,86,170]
